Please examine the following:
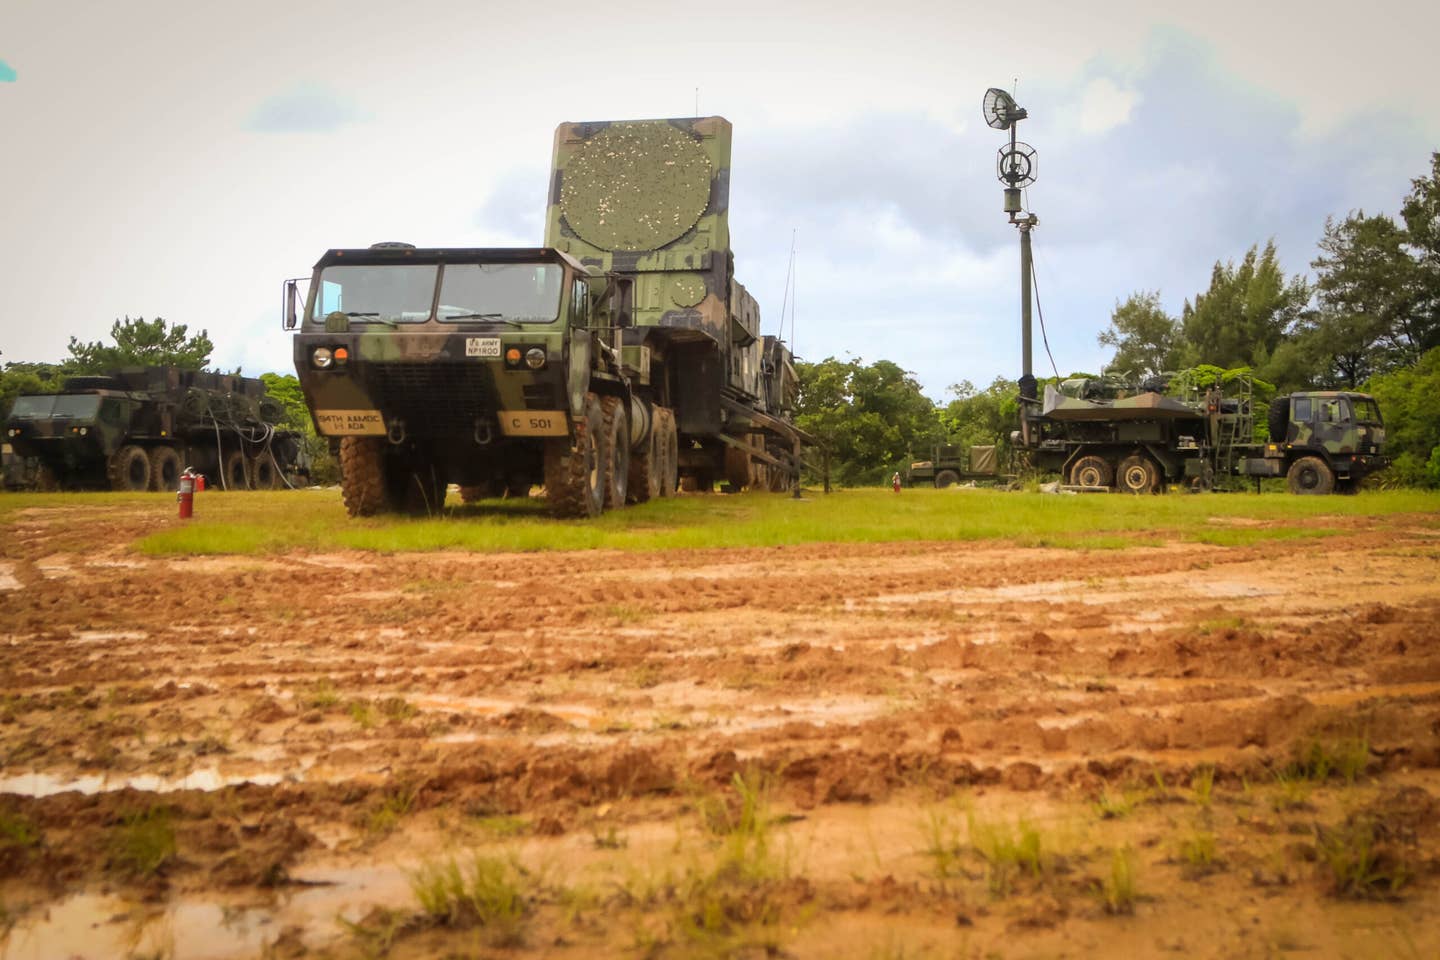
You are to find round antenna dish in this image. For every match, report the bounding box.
[983,88,1026,130]
[996,142,1038,187]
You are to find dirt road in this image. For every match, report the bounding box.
[2,500,1438,958]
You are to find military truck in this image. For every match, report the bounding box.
[907,443,1009,487]
[287,116,808,518]
[1019,374,1388,494]
[4,366,306,492]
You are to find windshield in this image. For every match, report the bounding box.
[310,265,438,323]
[11,395,100,419]
[1350,398,1382,424]
[437,263,563,323]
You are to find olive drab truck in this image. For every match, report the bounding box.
[287,116,808,519]
[1020,374,1388,494]
[3,366,307,492]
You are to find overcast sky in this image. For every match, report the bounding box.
[2,0,1437,398]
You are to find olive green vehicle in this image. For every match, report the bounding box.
[4,367,305,492]
[287,117,807,519]
[907,443,1011,487]
[1020,375,1388,494]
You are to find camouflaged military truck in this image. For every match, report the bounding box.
[4,366,305,492]
[1020,374,1387,494]
[287,117,807,518]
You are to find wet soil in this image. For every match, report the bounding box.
[2,500,1439,958]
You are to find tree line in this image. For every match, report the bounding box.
[798,152,1440,488]
[6,155,1439,488]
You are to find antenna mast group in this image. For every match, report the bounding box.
[982,87,1039,402]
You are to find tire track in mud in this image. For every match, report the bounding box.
[1,511,1438,949]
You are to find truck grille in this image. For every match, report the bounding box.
[367,363,495,437]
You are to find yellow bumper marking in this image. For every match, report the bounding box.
[497,410,569,438]
[315,409,386,436]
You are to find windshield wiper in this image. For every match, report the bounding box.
[443,313,522,327]
[344,312,401,328]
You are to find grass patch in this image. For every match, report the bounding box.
[1189,766,1215,808]
[471,814,528,838]
[347,699,378,729]
[1093,787,1137,820]
[1288,734,1371,783]
[968,812,1048,897]
[0,808,40,851]
[366,783,417,835]
[1317,819,1412,899]
[378,696,418,723]
[410,854,527,945]
[1102,846,1139,914]
[110,807,177,877]
[119,487,1440,557]
[1179,829,1220,877]
[302,678,341,710]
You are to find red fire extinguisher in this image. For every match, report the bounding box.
[178,468,196,519]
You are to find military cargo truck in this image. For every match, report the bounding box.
[907,443,1009,487]
[4,367,306,492]
[1019,375,1388,494]
[287,117,808,518]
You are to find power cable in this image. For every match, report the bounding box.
[1028,242,1061,381]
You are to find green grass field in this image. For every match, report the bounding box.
[3,485,1436,557]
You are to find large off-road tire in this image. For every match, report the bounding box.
[249,453,280,490]
[544,393,604,518]
[340,436,391,516]
[108,445,152,492]
[147,445,182,492]
[655,407,679,497]
[1286,455,1335,495]
[934,469,960,489]
[1116,454,1160,494]
[390,458,446,516]
[35,464,59,492]
[723,444,751,491]
[627,414,662,504]
[1069,455,1114,489]
[600,396,629,510]
[221,448,249,491]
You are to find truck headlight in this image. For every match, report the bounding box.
[312,346,334,369]
[525,347,546,370]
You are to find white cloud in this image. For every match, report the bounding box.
[1077,77,1138,135]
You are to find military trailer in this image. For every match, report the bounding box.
[907,443,1008,487]
[1019,374,1388,494]
[287,116,808,518]
[4,366,305,492]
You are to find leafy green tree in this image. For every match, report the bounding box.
[0,361,68,422]
[1096,291,1182,378]
[940,377,1019,454]
[1363,345,1440,488]
[1307,212,1426,384]
[1399,151,1440,356]
[66,317,214,373]
[259,372,338,484]
[1179,242,1310,371]
[795,356,944,485]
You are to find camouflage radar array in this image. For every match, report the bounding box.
[546,117,800,487]
[288,116,807,519]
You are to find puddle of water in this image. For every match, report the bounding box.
[0,767,292,799]
[0,894,278,960]
[69,630,149,644]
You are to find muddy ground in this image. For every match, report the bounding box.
[1,498,1439,959]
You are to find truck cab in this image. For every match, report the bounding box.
[1244,391,1388,493]
[288,244,652,517]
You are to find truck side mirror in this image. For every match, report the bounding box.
[282,279,300,330]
